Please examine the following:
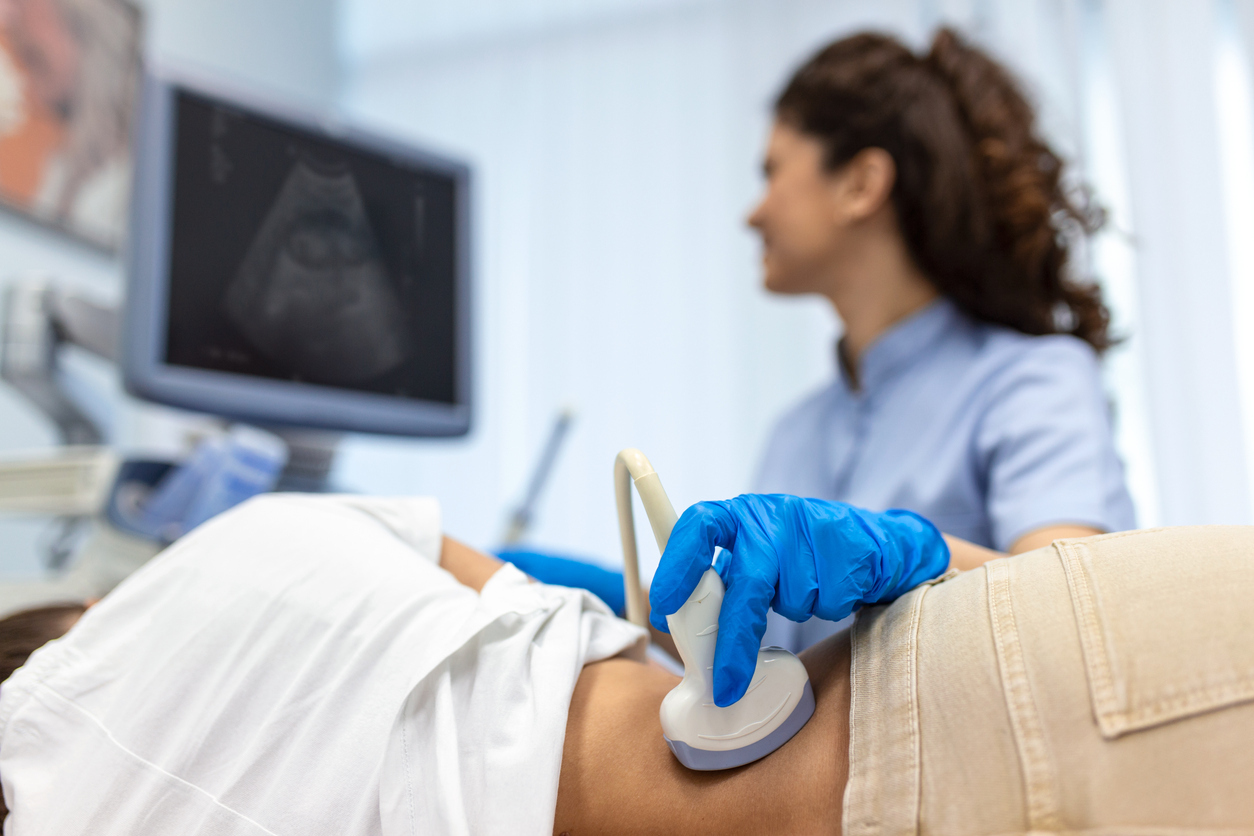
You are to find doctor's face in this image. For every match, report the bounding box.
[747,122,848,295]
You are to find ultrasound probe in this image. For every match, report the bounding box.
[614,448,815,771]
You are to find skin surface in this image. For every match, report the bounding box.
[553,629,850,836]
[746,122,1105,559]
[945,524,1103,571]
[439,536,850,835]
[439,535,503,592]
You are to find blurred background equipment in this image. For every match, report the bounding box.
[494,407,632,617]
[0,58,475,616]
[2,280,116,444]
[499,407,574,547]
[0,0,141,250]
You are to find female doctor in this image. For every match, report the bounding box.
[738,28,1135,654]
[510,27,1134,654]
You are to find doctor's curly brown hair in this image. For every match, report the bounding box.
[775,28,1114,352]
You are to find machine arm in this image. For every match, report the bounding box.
[2,282,118,445]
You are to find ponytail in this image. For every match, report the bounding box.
[775,28,1115,352]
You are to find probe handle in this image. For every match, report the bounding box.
[665,567,724,699]
[614,448,679,627]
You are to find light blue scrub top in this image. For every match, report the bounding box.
[756,298,1136,652]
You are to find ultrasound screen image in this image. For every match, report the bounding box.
[164,91,459,404]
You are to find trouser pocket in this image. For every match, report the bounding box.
[1056,526,1254,738]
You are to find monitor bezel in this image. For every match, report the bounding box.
[123,68,473,437]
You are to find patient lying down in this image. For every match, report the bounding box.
[2,495,1253,834]
[0,494,846,835]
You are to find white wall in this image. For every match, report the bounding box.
[144,0,339,109]
[341,0,714,64]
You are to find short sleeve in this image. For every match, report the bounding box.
[975,337,1136,551]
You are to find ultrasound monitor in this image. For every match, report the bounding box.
[123,70,472,436]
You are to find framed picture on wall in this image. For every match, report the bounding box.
[0,0,142,251]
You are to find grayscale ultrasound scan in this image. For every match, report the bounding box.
[224,160,407,385]
[164,92,459,404]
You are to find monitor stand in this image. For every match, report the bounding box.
[268,428,341,493]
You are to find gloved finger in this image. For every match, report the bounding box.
[649,501,738,633]
[711,572,774,707]
[770,495,819,621]
[717,495,780,589]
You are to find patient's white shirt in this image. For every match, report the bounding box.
[0,494,644,835]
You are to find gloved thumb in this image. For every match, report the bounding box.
[711,571,774,707]
[649,501,737,633]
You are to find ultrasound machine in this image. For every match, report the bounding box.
[0,68,473,616]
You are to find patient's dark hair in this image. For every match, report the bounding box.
[775,28,1114,352]
[0,603,85,685]
[0,603,86,822]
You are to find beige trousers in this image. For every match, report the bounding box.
[845,527,1254,835]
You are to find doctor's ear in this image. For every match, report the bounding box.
[829,147,897,222]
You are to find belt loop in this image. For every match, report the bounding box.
[985,558,1062,830]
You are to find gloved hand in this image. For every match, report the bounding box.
[649,494,949,706]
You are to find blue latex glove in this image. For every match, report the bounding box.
[649,494,949,707]
[496,549,626,616]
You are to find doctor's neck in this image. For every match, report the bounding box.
[823,212,938,380]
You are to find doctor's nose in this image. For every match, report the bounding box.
[747,199,767,232]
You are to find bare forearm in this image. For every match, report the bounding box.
[439,537,504,592]
[944,534,1002,571]
[945,524,1104,572]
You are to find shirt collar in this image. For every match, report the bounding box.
[837,297,964,393]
